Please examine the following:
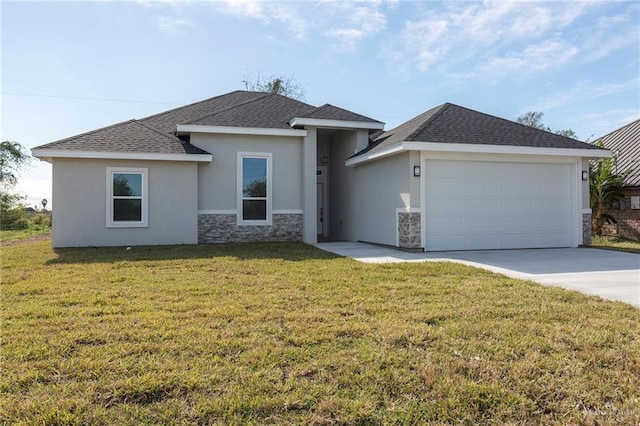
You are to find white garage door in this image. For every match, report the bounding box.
[424,159,574,251]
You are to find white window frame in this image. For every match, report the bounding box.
[237,152,272,226]
[106,167,148,228]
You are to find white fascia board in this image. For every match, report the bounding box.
[176,124,307,137]
[345,141,612,166]
[289,117,385,130]
[31,149,213,163]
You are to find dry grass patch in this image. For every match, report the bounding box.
[1,241,639,425]
[591,235,640,254]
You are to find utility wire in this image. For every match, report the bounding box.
[2,92,180,105]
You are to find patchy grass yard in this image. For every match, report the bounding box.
[591,235,640,254]
[2,241,639,425]
[0,224,50,243]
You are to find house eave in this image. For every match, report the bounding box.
[176,124,308,137]
[289,117,385,130]
[31,149,213,163]
[345,141,612,166]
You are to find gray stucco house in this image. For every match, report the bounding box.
[33,90,609,250]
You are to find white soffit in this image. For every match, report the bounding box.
[31,149,213,163]
[345,141,612,166]
[176,124,307,137]
[289,117,385,130]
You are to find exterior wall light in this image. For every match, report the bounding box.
[582,170,588,181]
[413,165,421,177]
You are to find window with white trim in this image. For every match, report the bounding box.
[106,167,148,227]
[238,153,272,225]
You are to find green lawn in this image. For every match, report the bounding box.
[2,240,639,425]
[591,235,640,254]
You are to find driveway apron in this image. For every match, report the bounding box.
[316,242,640,307]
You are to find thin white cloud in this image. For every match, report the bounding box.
[526,78,640,112]
[388,1,624,79]
[155,16,194,33]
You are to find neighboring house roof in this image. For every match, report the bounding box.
[358,102,604,157]
[34,91,379,155]
[594,118,640,187]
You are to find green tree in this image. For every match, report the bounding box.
[516,111,578,139]
[1,141,31,229]
[1,141,31,186]
[589,144,628,236]
[242,73,305,100]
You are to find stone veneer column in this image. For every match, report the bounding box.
[303,127,317,244]
[582,211,592,245]
[398,211,422,249]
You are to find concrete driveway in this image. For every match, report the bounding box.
[316,242,640,307]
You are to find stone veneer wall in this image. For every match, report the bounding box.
[582,212,592,246]
[398,211,422,249]
[198,213,303,243]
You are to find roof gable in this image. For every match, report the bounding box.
[297,104,381,123]
[595,118,640,187]
[361,103,603,157]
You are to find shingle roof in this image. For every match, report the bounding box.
[359,103,604,157]
[34,91,378,155]
[34,119,210,155]
[594,118,640,187]
[296,104,381,123]
[186,93,315,129]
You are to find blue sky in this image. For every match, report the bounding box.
[2,0,639,208]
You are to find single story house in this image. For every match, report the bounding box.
[595,118,640,240]
[33,90,609,250]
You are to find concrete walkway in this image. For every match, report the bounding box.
[316,242,640,307]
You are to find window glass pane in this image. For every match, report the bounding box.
[242,158,267,197]
[243,200,266,221]
[113,199,142,221]
[113,173,142,196]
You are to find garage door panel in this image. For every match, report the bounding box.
[533,216,569,231]
[501,163,532,181]
[503,181,531,197]
[501,199,534,214]
[533,199,570,215]
[426,216,464,233]
[472,199,499,215]
[425,159,575,251]
[465,162,500,180]
[533,183,567,197]
[470,216,500,232]
[427,199,465,215]
[501,216,533,232]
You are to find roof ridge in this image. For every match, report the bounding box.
[139,90,249,123]
[405,103,451,141]
[180,92,275,125]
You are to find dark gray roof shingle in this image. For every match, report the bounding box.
[34,91,378,155]
[34,119,209,155]
[186,93,315,129]
[594,118,640,187]
[359,103,604,157]
[296,104,381,123]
